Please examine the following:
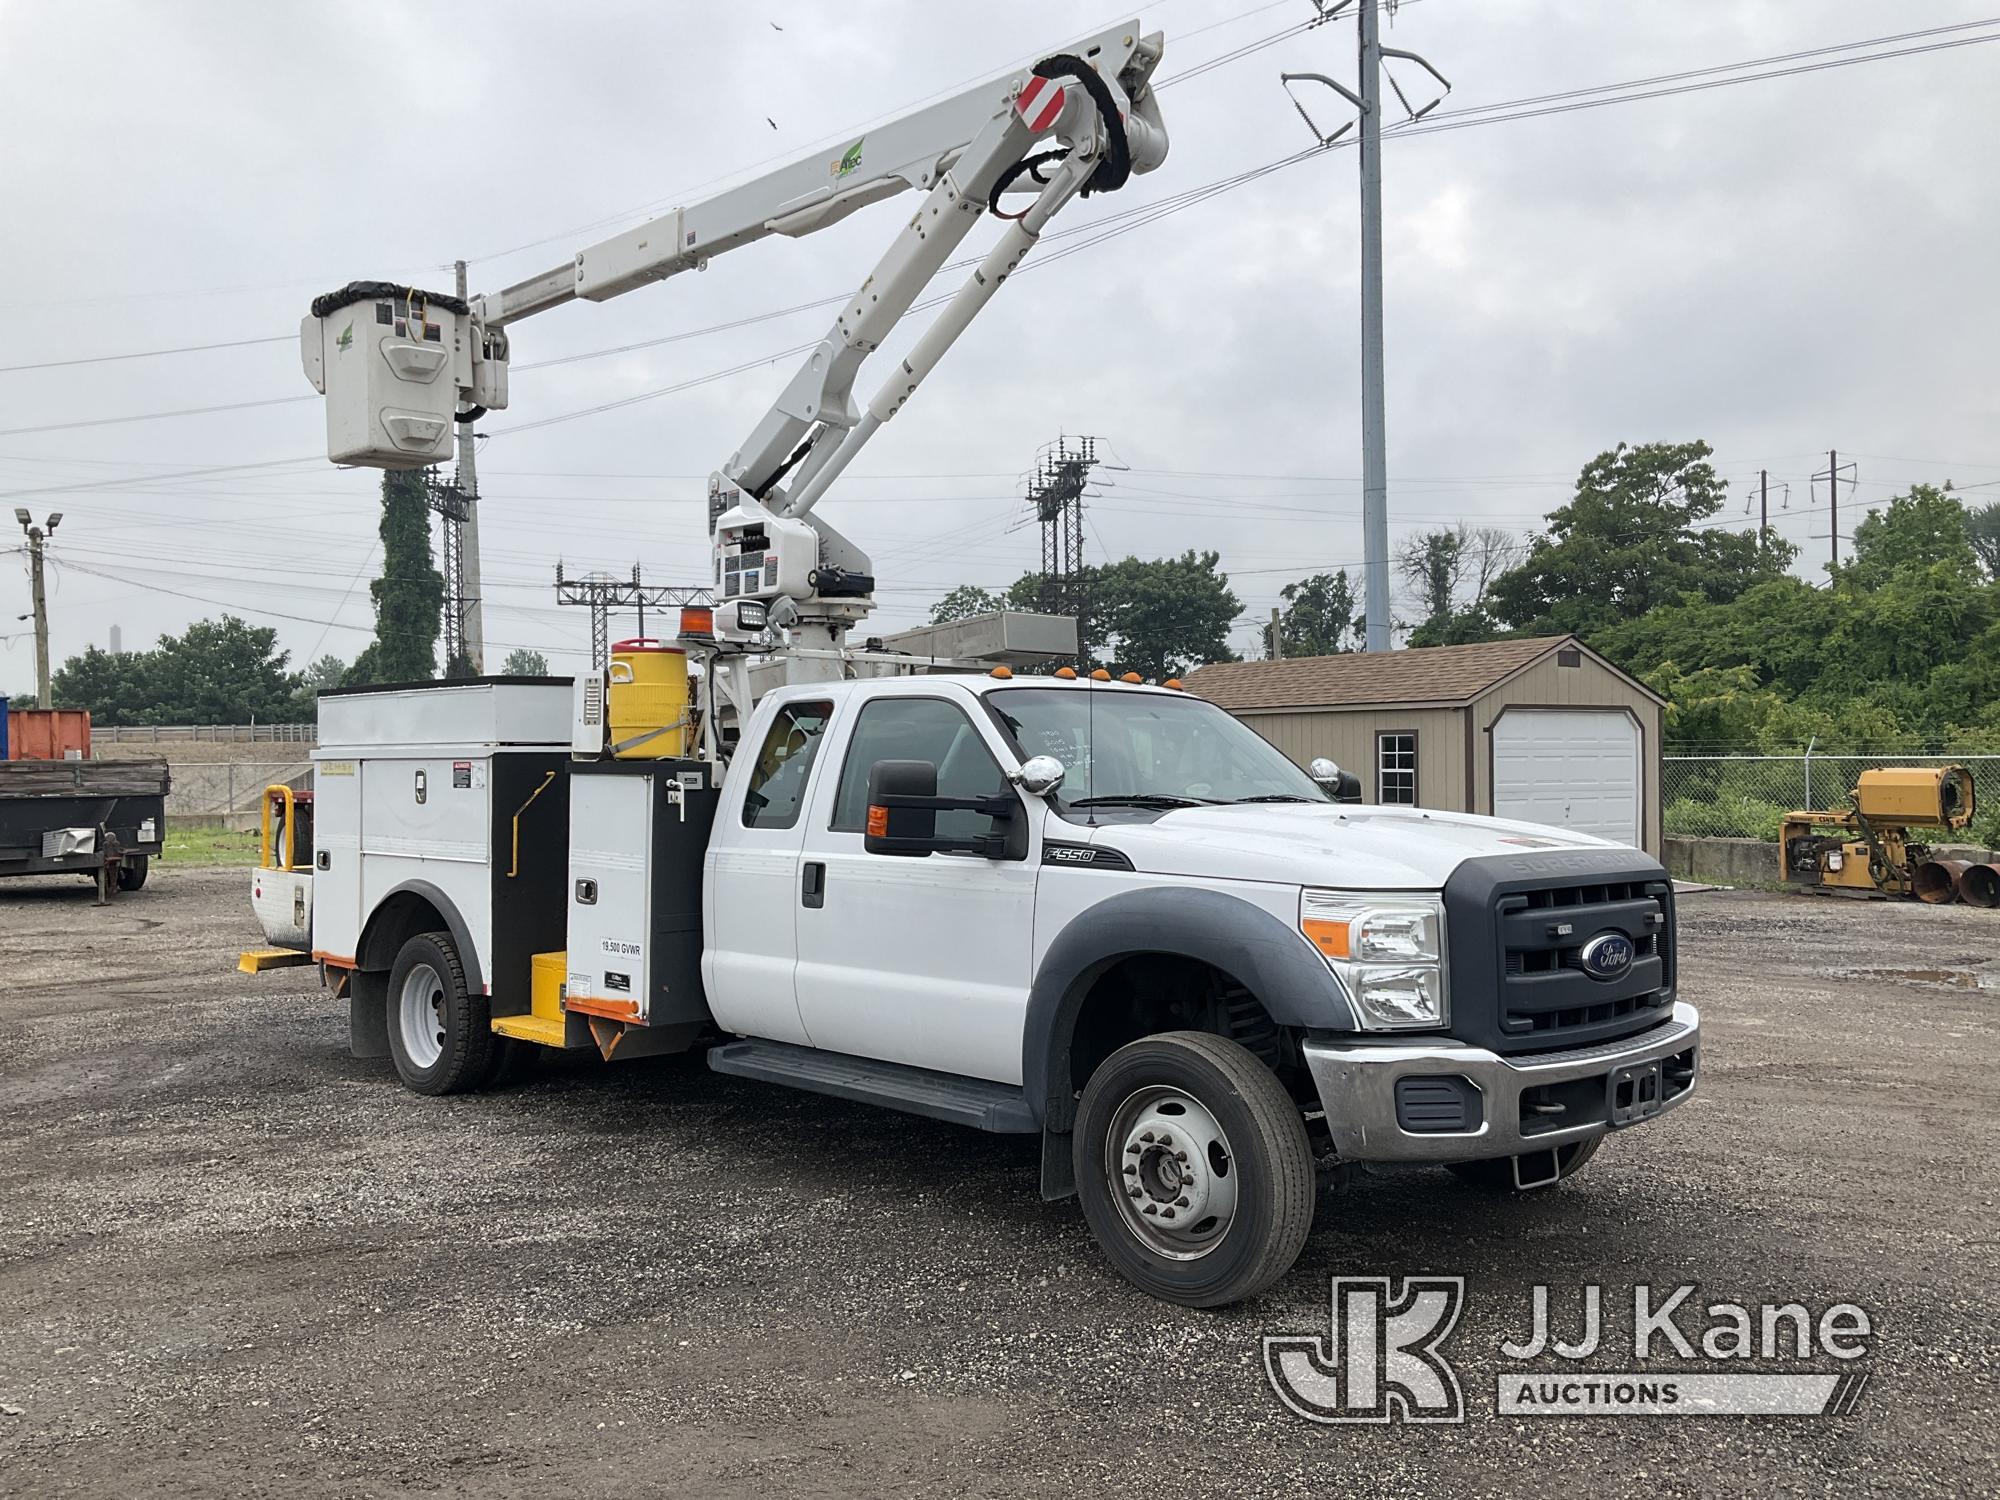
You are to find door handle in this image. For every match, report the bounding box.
[801,861,826,909]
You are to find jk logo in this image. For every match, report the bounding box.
[1264,1277,1466,1424]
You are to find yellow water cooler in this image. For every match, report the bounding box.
[607,638,690,759]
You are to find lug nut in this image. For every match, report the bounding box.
[1161,1208,1176,1220]
[1143,1204,1158,1216]
[1176,1196,1190,1208]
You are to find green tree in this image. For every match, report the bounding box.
[355,467,444,684]
[927,585,1006,624]
[53,617,305,725]
[502,647,551,675]
[1966,501,2000,582]
[1092,550,1240,679]
[1272,571,1361,657]
[49,646,155,725]
[1487,441,1795,637]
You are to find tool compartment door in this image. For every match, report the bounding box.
[567,774,653,1016]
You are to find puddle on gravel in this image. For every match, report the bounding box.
[1843,967,2000,991]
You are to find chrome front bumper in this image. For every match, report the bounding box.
[1300,1002,1700,1163]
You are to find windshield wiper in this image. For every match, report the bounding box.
[1066,794,1214,809]
[1232,793,1321,804]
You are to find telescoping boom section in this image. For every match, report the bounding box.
[300,23,1169,668]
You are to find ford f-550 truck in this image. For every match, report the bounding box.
[275,670,1697,1307]
[272,21,1696,1305]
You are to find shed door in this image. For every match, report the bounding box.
[1491,709,1640,847]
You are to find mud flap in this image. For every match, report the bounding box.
[348,970,390,1060]
[1040,1128,1076,1201]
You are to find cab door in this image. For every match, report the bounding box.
[793,690,1041,1084]
[702,694,835,1047]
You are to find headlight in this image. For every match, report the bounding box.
[1300,890,1448,1029]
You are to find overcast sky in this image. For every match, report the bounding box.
[3,0,1997,691]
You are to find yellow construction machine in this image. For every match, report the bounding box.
[1781,765,1996,904]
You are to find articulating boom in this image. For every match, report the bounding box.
[301,22,1169,671]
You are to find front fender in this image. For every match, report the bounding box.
[1021,884,1352,1129]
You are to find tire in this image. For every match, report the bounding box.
[1073,1030,1315,1308]
[477,1035,538,1089]
[1446,1134,1602,1192]
[116,854,149,892]
[385,931,494,1095]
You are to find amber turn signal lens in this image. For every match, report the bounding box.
[679,606,714,636]
[1301,917,1351,960]
[866,804,889,837]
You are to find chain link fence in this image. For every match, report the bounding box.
[1663,752,2000,842]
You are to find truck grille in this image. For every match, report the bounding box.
[1443,854,1677,1056]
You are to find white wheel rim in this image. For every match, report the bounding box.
[1105,1085,1240,1261]
[398,961,448,1070]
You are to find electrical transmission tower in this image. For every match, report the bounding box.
[1026,436,1097,664]
[554,562,712,672]
[423,471,474,670]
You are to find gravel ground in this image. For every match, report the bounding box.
[1,867,1995,1497]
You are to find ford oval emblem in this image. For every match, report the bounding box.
[1578,932,1636,982]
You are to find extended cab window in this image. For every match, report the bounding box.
[831,697,1007,843]
[741,700,832,829]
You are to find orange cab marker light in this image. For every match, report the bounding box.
[1090,668,1113,681]
[989,665,1014,679]
[866,804,889,837]
[1120,671,1143,684]
[1302,918,1351,960]
[1054,666,1078,679]
[1163,677,1183,690]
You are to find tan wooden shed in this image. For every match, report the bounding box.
[1185,635,1666,855]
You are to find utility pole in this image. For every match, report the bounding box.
[1269,606,1284,660]
[1278,5,1448,653]
[13,509,59,707]
[454,259,486,673]
[554,563,711,673]
[1812,449,1855,571]
[1357,0,1389,652]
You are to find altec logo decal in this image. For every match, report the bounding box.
[830,138,865,179]
[335,321,354,352]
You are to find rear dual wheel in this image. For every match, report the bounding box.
[1074,1031,1315,1308]
[386,931,499,1095]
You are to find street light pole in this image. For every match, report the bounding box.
[14,508,60,708]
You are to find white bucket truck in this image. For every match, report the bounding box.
[270,23,1699,1304]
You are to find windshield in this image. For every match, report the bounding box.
[986,687,1327,806]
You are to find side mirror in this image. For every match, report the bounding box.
[864,759,938,855]
[864,758,1019,858]
[1012,754,1066,798]
[1309,757,1364,805]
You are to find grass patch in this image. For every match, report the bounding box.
[161,825,263,867]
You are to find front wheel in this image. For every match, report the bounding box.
[1074,1031,1315,1308]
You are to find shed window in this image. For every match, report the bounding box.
[1557,647,1581,668]
[1377,732,1417,806]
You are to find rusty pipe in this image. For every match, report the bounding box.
[1914,859,1966,904]
[1958,862,2000,909]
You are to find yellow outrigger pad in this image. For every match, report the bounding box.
[238,948,313,973]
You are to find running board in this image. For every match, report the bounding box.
[706,1040,1038,1134]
